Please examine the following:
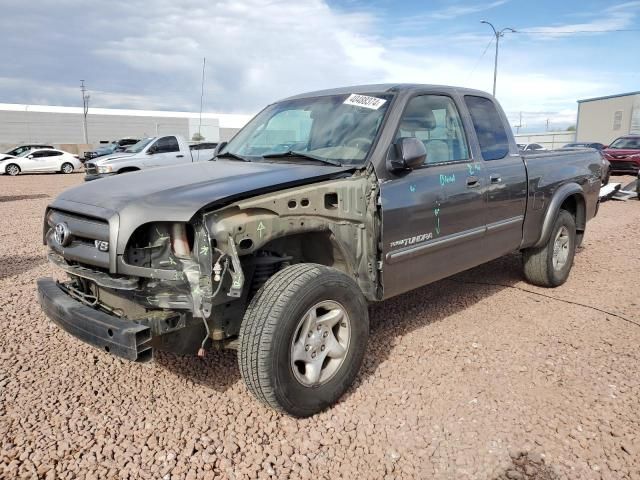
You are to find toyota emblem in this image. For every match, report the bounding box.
[54,223,71,247]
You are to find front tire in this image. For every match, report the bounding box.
[61,162,74,174]
[5,164,20,176]
[522,209,576,287]
[239,263,369,417]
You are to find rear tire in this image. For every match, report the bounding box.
[522,209,576,287]
[5,164,20,176]
[238,263,369,417]
[61,162,74,174]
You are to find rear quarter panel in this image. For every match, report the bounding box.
[520,149,602,248]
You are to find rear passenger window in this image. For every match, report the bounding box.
[395,95,469,165]
[464,95,509,160]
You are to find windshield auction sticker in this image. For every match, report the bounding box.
[343,94,387,110]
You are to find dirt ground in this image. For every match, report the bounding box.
[0,172,639,480]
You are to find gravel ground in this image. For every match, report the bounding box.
[1,172,639,480]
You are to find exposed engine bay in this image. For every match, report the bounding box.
[51,172,381,355]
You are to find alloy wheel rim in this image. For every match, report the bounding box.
[8,165,18,175]
[552,225,570,270]
[290,300,351,387]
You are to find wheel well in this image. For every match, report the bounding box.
[118,167,140,174]
[560,194,586,233]
[256,232,350,274]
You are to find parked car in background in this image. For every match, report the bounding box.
[518,143,547,152]
[84,143,119,161]
[602,135,640,175]
[84,138,140,161]
[0,148,82,176]
[84,135,211,181]
[2,144,53,161]
[563,142,606,151]
[113,138,140,152]
[38,84,602,416]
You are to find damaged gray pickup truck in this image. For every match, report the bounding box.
[38,84,602,416]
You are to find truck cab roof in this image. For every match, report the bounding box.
[280,84,493,102]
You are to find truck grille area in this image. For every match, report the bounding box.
[46,209,110,269]
[85,163,97,175]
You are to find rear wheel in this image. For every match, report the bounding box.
[5,164,20,176]
[239,263,369,417]
[61,162,74,174]
[522,209,576,287]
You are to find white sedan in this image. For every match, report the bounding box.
[0,149,82,176]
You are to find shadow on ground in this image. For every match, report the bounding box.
[0,254,47,280]
[155,348,240,393]
[157,253,528,395]
[354,253,527,386]
[0,194,49,203]
[491,451,559,479]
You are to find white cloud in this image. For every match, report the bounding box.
[516,0,640,37]
[0,0,632,132]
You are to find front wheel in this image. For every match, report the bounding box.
[61,162,74,174]
[5,164,20,176]
[522,209,576,287]
[238,263,369,417]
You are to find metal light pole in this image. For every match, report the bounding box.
[80,80,90,144]
[481,21,515,97]
[198,57,206,140]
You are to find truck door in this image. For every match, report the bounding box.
[144,136,185,168]
[463,95,527,257]
[380,94,487,299]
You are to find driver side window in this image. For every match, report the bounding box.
[396,95,469,165]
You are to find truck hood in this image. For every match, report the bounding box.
[51,160,355,251]
[93,152,136,164]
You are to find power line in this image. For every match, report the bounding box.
[514,28,640,34]
[466,35,495,82]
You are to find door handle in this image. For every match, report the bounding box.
[466,176,480,187]
[490,174,501,183]
[176,154,184,158]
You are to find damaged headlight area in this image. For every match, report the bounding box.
[47,219,245,358]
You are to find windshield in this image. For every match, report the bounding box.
[609,137,640,149]
[222,93,393,166]
[125,138,153,153]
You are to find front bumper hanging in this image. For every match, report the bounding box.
[37,277,152,362]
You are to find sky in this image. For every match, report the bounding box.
[1,0,639,132]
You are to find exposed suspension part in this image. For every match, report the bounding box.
[250,251,292,298]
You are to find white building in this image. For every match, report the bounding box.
[0,103,253,149]
[576,91,640,144]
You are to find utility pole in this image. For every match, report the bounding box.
[80,80,90,144]
[481,21,515,97]
[514,111,523,134]
[198,57,206,140]
[546,118,550,132]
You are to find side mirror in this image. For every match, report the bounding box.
[213,142,227,158]
[27,154,34,159]
[146,146,156,155]
[390,137,426,171]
